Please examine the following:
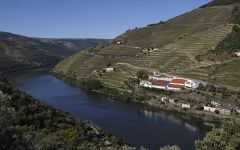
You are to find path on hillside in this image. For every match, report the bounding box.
[183,57,240,71]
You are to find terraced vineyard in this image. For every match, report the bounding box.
[134,24,234,73]
[54,3,240,89]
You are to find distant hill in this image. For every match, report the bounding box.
[0,31,109,74]
[201,0,240,8]
[54,2,240,90]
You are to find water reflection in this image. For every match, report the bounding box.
[139,109,198,132]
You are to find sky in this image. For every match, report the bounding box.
[0,0,211,39]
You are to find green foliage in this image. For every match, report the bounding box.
[216,25,240,52]
[231,6,240,24]
[160,145,181,150]
[136,70,149,81]
[83,79,102,92]
[124,77,138,93]
[196,119,240,150]
[201,0,240,8]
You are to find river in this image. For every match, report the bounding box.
[7,68,210,150]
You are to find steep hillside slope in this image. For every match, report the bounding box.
[39,38,109,53]
[0,32,108,74]
[54,4,239,89]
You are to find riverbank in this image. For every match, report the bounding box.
[1,64,56,76]
[9,69,209,150]
[1,72,135,150]
[53,71,233,124]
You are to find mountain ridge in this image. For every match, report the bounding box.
[0,31,109,74]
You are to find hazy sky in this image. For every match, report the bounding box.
[0,0,210,39]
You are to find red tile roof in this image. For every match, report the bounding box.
[168,84,183,89]
[152,80,170,87]
[170,79,187,85]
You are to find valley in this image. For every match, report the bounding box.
[0,31,108,74]
[1,0,240,150]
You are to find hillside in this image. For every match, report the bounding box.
[54,3,240,91]
[0,31,108,74]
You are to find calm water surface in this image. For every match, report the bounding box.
[7,69,210,150]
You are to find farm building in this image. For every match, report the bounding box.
[203,105,216,113]
[167,84,183,91]
[182,103,192,109]
[235,52,240,57]
[170,79,187,86]
[217,107,231,115]
[152,80,170,90]
[104,67,114,72]
[149,73,173,81]
[185,80,200,89]
[140,80,152,88]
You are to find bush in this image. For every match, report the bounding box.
[196,119,240,150]
[215,25,240,52]
[83,79,102,92]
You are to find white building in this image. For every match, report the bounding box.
[182,103,191,109]
[203,105,216,112]
[140,80,152,88]
[149,72,173,81]
[235,52,240,57]
[167,84,182,91]
[185,80,200,89]
[105,67,114,72]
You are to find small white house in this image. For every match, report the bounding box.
[182,103,191,109]
[105,67,114,72]
[235,52,240,57]
[185,80,200,89]
[203,105,216,112]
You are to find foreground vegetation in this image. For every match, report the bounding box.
[196,119,240,150]
[0,76,132,150]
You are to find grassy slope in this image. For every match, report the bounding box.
[54,4,240,89]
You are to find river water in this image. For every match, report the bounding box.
[7,68,209,150]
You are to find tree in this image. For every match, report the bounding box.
[125,77,138,93]
[84,79,102,92]
[197,83,204,90]
[160,145,181,150]
[0,109,32,150]
[136,70,149,81]
[196,119,240,150]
